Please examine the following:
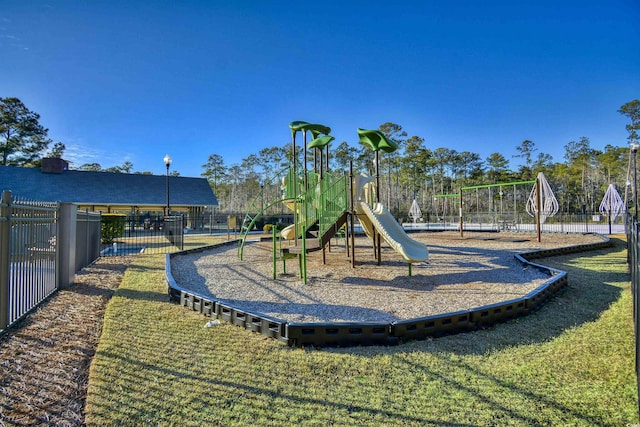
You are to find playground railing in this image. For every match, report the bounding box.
[283,167,300,201]
[293,171,320,240]
[316,172,349,241]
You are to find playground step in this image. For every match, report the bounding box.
[318,212,349,248]
[281,212,348,256]
[281,239,322,255]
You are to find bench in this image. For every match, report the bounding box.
[27,236,56,260]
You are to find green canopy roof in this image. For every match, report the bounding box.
[289,121,331,138]
[357,128,398,153]
[308,135,335,150]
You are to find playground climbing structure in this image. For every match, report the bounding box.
[238,121,428,283]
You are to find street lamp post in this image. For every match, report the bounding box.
[164,154,172,216]
[631,141,639,219]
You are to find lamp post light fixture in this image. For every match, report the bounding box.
[163,154,172,216]
[631,141,639,219]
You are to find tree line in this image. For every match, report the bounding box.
[203,101,640,217]
[2,96,639,218]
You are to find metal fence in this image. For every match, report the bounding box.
[0,191,58,330]
[99,214,185,256]
[0,191,102,331]
[76,209,102,272]
[626,214,640,415]
[403,210,627,235]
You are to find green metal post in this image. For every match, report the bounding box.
[350,161,356,268]
[459,188,464,237]
[292,132,297,247]
[279,230,287,274]
[302,193,307,284]
[272,225,277,280]
[375,150,381,265]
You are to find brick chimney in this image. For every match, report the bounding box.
[41,157,69,174]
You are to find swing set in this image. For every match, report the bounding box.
[435,174,558,242]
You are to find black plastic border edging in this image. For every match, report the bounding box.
[165,234,613,348]
[165,240,290,344]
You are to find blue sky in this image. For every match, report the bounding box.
[1,1,639,177]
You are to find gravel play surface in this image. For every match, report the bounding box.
[169,231,604,323]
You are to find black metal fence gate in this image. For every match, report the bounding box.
[100,214,184,256]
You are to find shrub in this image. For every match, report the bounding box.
[101,214,126,244]
[263,223,273,233]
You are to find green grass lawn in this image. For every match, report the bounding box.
[85,237,637,426]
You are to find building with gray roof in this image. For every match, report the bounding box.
[0,158,218,216]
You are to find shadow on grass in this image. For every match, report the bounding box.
[89,348,477,427]
[394,353,607,426]
[116,287,169,303]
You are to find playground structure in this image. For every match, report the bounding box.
[164,120,618,347]
[167,232,612,347]
[238,121,428,283]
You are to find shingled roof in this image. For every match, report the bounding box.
[0,164,218,207]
